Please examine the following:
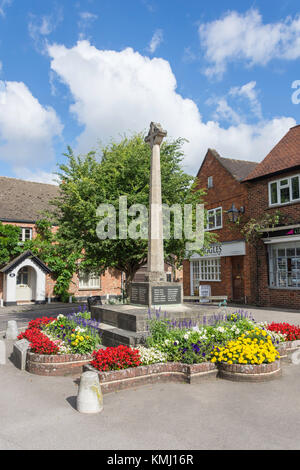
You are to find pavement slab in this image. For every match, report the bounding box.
[1,329,300,450]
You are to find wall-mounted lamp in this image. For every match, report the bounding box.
[227,203,245,223]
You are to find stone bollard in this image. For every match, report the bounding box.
[5,320,19,340]
[0,340,6,365]
[77,371,103,414]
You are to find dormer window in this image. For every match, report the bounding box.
[208,176,213,188]
[269,175,300,206]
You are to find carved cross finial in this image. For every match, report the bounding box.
[145,122,167,148]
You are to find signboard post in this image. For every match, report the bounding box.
[199,284,211,303]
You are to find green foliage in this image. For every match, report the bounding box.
[43,313,101,354]
[146,318,214,363]
[240,210,295,245]
[0,222,23,266]
[145,315,262,364]
[26,219,80,301]
[51,134,215,295]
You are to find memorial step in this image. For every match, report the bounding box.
[96,322,147,347]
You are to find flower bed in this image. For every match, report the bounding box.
[18,311,102,376]
[21,311,300,383]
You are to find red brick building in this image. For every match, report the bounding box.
[243,124,300,309]
[0,176,182,306]
[0,176,122,305]
[183,149,258,303]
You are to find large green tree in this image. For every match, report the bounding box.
[0,222,23,266]
[50,133,215,295]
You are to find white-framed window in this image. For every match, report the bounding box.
[192,258,221,288]
[17,266,29,286]
[19,227,33,242]
[208,176,213,188]
[79,272,101,290]
[268,242,300,289]
[269,175,300,206]
[205,207,222,230]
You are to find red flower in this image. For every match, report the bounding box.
[91,345,141,372]
[18,328,59,355]
[27,317,55,330]
[267,322,300,342]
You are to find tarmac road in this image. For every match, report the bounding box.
[0,303,86,332]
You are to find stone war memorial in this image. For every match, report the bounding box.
[131,122,182,307]
[91,122,206,347]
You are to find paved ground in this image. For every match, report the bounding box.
[1,339,300,450]
[1,306,300,450]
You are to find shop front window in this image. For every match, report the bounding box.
[269,243,300,288]
[192,258,221,294]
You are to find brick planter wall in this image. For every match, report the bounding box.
[218,360,281,382]
[276,340,300,361]
[84,362,218,394]
[26,352,92,376]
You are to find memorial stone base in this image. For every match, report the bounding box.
[130,281,183,307]
[90,300,218,348]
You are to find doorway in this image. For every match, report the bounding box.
[16,266,36,302]
[231,256,244,303]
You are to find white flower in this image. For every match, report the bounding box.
[184,334,190,340]
[164,339,170,346]
[217,327,225,333]
[137,346,168,365]
[75,326,85,333]
[57,314,65,320]
[174,340,179,346]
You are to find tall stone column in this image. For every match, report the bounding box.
[145,122,167,282]
[129,121,182,307]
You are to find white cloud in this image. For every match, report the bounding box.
[199,9,300,77]
[78,11,98,39]
[13,168,58,185]
[207,82,262,125]
[47,40,295,173]
[28,7,63,52]
[148,29,163,54]
[229,81,262,119]
[0,0,12,18]
[206,96,241,125]
[0,80,63,166]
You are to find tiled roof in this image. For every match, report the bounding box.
[202,149,258,181]
[244,125,300,181]
[0,250,52,273]
[0,176,60,222]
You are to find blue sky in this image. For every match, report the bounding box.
[0,0,300,183]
